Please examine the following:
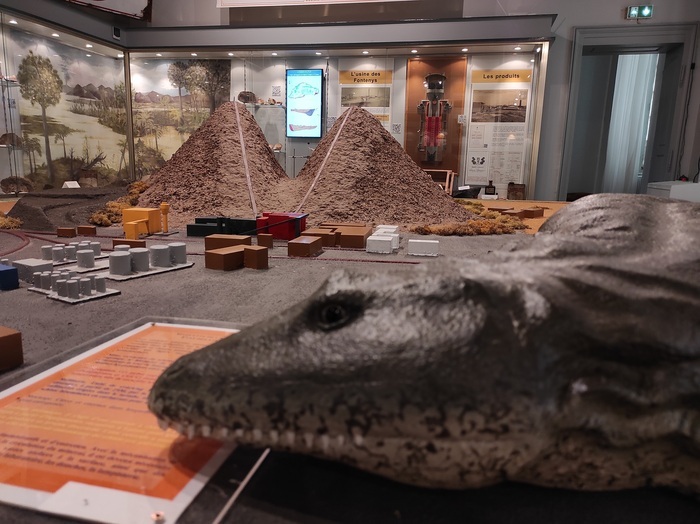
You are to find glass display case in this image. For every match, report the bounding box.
[0,10,549,197]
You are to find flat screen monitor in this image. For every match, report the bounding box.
[286,69,323,138]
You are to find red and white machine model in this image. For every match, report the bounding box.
[417,73,451,163]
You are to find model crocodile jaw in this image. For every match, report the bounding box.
[149,194,700,492]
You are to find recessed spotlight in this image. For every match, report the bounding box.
[228,52,234,56]
[86,54,91,57]
[514,46,522,51]
[536,47,542,53]
[51,33,60,38]
[156,53,162,57]
[315,52,322,55]
[117,53,124,58]
[272,52,278,56]
[530,59,535,63]
[191,53,197,57]
[462,48,468,52]
[362,50,369,54]
[8,20,17,25]
[86,44,93,48]
[411,49,418,54]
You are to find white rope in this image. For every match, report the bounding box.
[295,106,355,213]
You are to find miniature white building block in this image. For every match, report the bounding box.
[375,225,399,234]
[12,259,54,283]
[62,181,80,189]
[366,235,393,254]
[407,239,440,257]
[375,231,400,250]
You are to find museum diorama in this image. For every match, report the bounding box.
[1,0,700,523]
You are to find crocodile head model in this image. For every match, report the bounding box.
[149,194,700,492]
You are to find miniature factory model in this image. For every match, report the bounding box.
[417,73,452,163]
[149,194,700,495]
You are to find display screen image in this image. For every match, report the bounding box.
[286,69,323,138]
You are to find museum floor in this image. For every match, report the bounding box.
[1,224,699,523]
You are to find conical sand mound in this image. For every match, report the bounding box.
[286,106,477,227]
[139,102,288,227]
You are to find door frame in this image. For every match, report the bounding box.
[559,24,697,200]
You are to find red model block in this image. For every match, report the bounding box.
[301,228,338,247]
[288,236,323,257]
[257,233,274,248]
[0,326,23,371]
[502,209,526,219]
[243,245,269,269]
[204,234,252,250]
[319,221,367,228]
[57,227,77,238]
[522,207,545,218]
[263,212,308,240]
[487,206,514,215]
[112,238,147,249]
[205,245,245,271]
[335,226,372,249]
[77,225,97,236]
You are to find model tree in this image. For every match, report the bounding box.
[167,61,189,126]
[17,51,63,185]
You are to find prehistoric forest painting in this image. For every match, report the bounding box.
[129,59,231,179]
[2,30,129,190]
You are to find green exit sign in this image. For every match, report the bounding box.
[626,5,654,19]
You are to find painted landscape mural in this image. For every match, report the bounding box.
[1,29,128,190]
[0,27,232,192]
[129,58,231,178]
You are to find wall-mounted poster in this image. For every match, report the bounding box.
[338,66,392,131]
[286,69,323,138]
[64,0,152,20]
[465,68,532,187]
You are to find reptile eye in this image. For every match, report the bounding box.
[317,303,353,330]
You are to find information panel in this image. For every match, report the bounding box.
[0,322,238,524]
[465,68,532,189]
[286,69,323,138]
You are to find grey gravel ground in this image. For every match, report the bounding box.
[2,227,698,524]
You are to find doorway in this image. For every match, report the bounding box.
[559,25,696,200]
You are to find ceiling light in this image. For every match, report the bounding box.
[191,53,197,56]
[536,47,542,53]
[86,44,93,48]
[8,20,17,25]
[411,49,418,54]
[86,54,91,57]
[514,46,522,51]
[51,33,59,38]
[272,52,278,56]
[315,52,322,55]
[362,50,369,54]
[462,48,468,52]
[228,52,234,56]
[156,53,162,57]
[530,59,535,63]
[117,53,124,58]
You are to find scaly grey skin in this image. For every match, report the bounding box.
[148,194,700,492]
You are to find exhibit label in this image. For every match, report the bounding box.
[0,323,238,524]
[339,70,393,85]
[471,69,533,84]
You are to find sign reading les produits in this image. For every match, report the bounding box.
[218,0,415,6]
[286,69,323,138]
